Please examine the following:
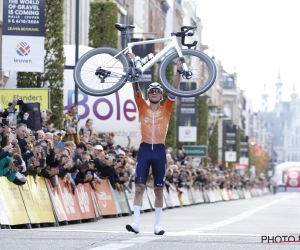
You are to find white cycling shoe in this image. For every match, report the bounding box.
[126,222,139,234]
[154,225,165,235]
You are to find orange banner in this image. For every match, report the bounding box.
[93,180,118,216]
[75,183,96,220]
[45,179,96,222]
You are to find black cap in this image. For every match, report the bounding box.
[78,162,88,170]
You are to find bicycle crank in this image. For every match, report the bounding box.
[95,67,111,83]
[126,67,143,82]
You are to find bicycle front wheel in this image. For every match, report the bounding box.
[158,49,216,97]
[74,47,128,96]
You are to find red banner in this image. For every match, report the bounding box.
[45,179,95,222]
[234,164,248,170]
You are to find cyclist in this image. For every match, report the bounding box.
[126,53,181,235]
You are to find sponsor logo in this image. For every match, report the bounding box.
[16,42,30,56]
[185,129,191,135]
[144,116,149,123]
[77,186,90,213]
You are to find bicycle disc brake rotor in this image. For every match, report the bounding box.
[126,68,143,82]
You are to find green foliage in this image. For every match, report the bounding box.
[197,98,208,165]
[89,2,118,48]
[161,64,176,148]
[17,0,64,129]
[209,120,219,165]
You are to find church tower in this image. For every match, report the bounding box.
[275,70,283,115]
[290,81,298,112]
[261,81,269,112]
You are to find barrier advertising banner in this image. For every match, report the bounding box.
[93,180,118,216]
[28,176,55,223]
[46,179,82,222]
[2,0,45,72]
[19,183,40,224]
[0,177,30,225]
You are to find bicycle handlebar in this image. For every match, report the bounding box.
[172,26,198,49]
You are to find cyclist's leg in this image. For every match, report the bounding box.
[127,143,151,232]
[151,144,166,234]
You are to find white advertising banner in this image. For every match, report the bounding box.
[2,36,45,72]
[239,157,249,165]
[225,151,237,162]
[178,126,197,142]
[2,0,45,72]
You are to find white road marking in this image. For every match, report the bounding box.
[89,236,164,250]
[89,243,134,250]
[122,236,164,243]
[188,195,291,233]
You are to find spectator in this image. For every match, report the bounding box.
[64,105,80,132]
[0,153,23,182]
[79,119,96,143]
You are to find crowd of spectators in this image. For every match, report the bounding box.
[0,100,270,196]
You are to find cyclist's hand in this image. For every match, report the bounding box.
[128,53,135,59]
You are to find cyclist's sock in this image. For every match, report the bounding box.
[133,205,141,224]
[154,207,162,226]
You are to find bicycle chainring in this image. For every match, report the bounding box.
[126,68,143,82]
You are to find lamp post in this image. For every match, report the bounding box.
[64,0,79,106]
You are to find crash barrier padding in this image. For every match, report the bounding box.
[0,176,271,228]
[89,180,118,216]
[45,178,96,222]
[0,176,55,226]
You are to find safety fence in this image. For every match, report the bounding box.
[0,176,270,228]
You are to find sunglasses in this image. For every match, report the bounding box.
[148,88,162,94]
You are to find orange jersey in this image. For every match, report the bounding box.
[134,92,175,145]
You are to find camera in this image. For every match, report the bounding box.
[16,99,24,105]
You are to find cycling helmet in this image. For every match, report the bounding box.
[147,82,163,94]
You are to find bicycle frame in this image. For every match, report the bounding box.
[102,35,188,76]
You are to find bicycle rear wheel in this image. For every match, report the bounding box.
[158,49,216,97]
[74,47,128,96]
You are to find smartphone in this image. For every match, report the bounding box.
[39,158,45,168]
[86,171,92,176]
[36,141,41,147]
[67,159,72,165]
[42,146,48,155]
[34,132,38,141]
[9,132,16,143]
[40,151,45,159]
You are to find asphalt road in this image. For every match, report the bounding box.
[1,192,299,250]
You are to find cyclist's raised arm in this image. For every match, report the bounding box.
[169,60,182,99]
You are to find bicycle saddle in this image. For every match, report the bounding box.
[115,23,135,31]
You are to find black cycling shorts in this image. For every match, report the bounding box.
[135,143,166,187]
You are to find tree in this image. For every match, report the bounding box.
[89,2,118,49]
[17,0,64,129]
[161,64,177,148]
[197,98,208,165]
[249,143,270,176]
[209,120,218,165]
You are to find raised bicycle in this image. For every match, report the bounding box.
[73,23,216,97]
